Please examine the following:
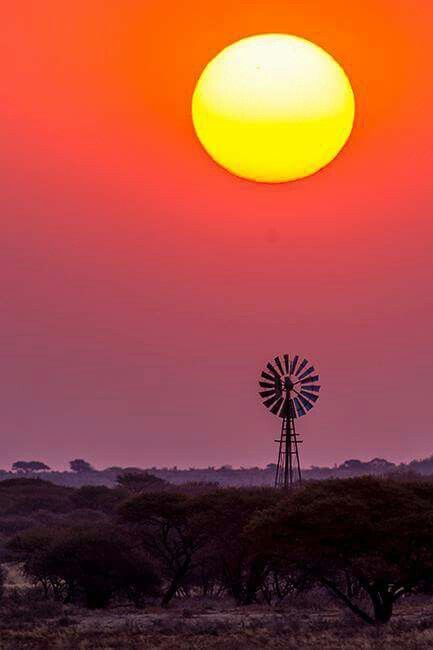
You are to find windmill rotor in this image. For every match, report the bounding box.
[259,354,320,419]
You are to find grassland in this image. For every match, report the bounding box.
[1,587,433,649]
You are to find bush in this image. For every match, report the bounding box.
[9,526,160,608]
[69,486,125,513]
[116,472,169,494]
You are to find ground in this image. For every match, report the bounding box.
[1,587,433,649]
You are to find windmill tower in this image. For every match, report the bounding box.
[259,354,321,489]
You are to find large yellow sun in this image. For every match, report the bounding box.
[192,34,355,183]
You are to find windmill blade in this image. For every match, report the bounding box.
[298,394,314,411]
[261,371,277,382]
[270,397,283,415]
[300,375,319,384]
[265,375,282,397]
[294,397,306,417]
[290,355,299,375]
[298,366,315,380]
[274,356,285,376]
[300,390,319,402]
[295,358,308,376]
[267,362,281,378]
[301,384,320,392]
[283,354,290,373]
[259,381,277,389]
[263,395,279,409]
[260,389,278,398]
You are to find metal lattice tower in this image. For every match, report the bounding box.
[259,354,321,490]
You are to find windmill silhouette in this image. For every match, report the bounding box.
[259,354,321,489]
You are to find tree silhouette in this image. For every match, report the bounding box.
[120,492,211,606]
[250,478,433,623]
[10,526,160,608]
[69,459,93,473]
[116,472,169,494]
[12,461,50,473]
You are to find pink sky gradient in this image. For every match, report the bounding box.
[1,1,433,469]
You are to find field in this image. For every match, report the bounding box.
[2,580,433,650]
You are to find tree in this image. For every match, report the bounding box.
[70,485,125,513]
[9,526,160,608]
[120,492,211,606]
[250,478,433,624]
[366,458,395,472]
[0,478,73,515]
[338,459,364,472]
[69,459,93,473]
[196,488,282,604]
[120,487,284,604]
[8,528,64,599]
[12,461,50,473]
[116,472,169,494]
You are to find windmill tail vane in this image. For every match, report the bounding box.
[259,354,321,490]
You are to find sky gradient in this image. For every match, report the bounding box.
[1,1,433,470]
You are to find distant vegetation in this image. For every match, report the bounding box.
[1,454,433,488]
[2,474,433,626]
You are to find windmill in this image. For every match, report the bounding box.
[259,354,320,489]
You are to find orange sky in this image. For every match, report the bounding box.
[1,1,433,469]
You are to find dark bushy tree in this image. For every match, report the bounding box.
[250,478,433,623]
[0,478,72,515]
[116,472,169,494]
[12,461,50,473]
[10,526,160,608]
[69,459,94,473]
[196,488,282,604]
[70,485,125,513]
[120,492,212,605]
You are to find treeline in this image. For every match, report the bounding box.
[4,454,433,488]
[3,475,433,623]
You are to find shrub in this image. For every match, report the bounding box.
[116,472,169,494]
[9,526,160,608]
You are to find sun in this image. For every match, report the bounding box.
[192,34,355,183]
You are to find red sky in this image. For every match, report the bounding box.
[1,0,433,470]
